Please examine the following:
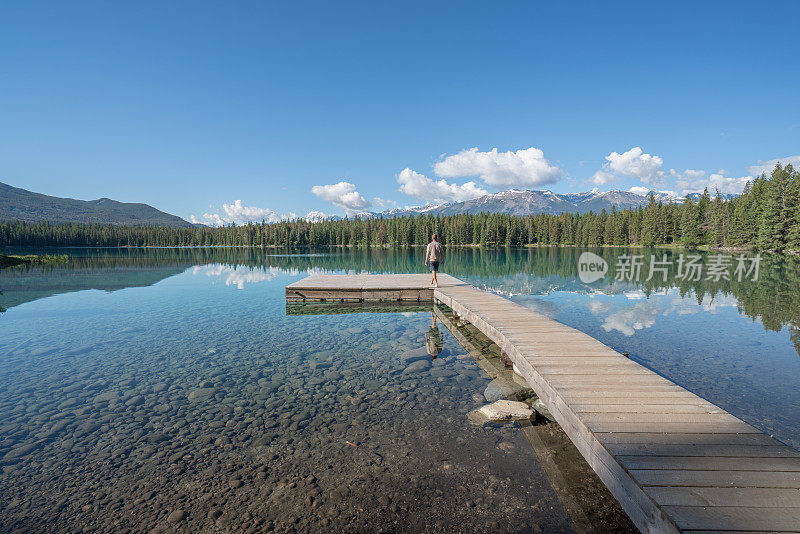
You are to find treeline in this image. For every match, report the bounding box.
[1,164,798,250]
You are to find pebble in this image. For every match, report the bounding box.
[4,442,39,459]
[93,392,119,403]
[167,510,186,523]
[187,388,216,402]
[125,395,144,407]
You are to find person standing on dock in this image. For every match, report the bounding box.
[425,234,444,287]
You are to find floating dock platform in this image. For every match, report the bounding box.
[286,273,800,533]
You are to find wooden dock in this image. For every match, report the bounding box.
[286,274,800,533]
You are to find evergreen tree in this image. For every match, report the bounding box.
[708,190,728,247]
[757,164,789,250]
[640,193,658,246]
[729,182,754,245]
[697,188,711,243]
[680,196,702,248]
[783,165,800,249]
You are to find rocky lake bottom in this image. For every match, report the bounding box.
[0,279,632,533]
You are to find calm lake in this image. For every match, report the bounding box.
[1,247,798,532]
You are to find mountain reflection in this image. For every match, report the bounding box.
[1,247,798,356]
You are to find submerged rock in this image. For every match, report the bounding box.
[399,347,429,363]
[167,510,186,523]
[187,388,216,402]
[483,379,535,403]
[483,382,505,403]
[402,360,431,374]
[93,391,119,403]
[475,400,534,422]
[532,399,555,422]
[4,442,40,460]
[125,395,144,407]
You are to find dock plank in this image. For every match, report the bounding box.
[609,443,799,457]
[663,506,800,531]
[631,469,800,488]
[644,486,800,507]
[598,432,782,446]
[620,455,800,471]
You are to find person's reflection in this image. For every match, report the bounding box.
[426,312,444,360]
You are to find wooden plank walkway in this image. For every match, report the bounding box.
[286,274,800,533]
[285,273,463,302]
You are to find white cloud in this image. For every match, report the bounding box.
[585,296,659,336]
[223,200,285,223]
[670,168,706,181]
[589,147,754,196]
[372,197,398,209]
[672,169,751,195]
[311,181,371,215]
[704,173,752,195]
[193,264,298,289]
[593,147,665,186]
[191,213,221,226]
[600,301,659,336]
[224,267,288,290]
[749,156,800,177]
[590,169,616,186]
[396,168,488,203]
[587,299,611,315]
[433,147,562,187]
[190,200,296,226]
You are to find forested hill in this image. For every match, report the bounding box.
[0,181,193,227]
[1,164,798,251]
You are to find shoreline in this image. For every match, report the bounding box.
[0,253,69,268]
[2,243,794,253]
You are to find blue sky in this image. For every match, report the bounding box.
[1,1,799,222]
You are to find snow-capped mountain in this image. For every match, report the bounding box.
[307,189,737,221]
[350,211,381,219]
[302,210,376,222]
[384,189,691,217]
[303,211,333,223]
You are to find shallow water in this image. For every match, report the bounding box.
[1,247,799,532]
[0,256,574,533]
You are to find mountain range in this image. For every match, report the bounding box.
[309,188,728,221]
[0,181,731,228]
[0,181,193,227]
